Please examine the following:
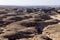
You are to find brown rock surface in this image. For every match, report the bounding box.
[43,24,60,40]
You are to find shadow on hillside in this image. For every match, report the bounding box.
[36,20,60,34]
[4,31,34,40]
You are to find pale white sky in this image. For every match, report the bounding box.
[0,0,60,6]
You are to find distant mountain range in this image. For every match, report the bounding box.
[0,5,60,8]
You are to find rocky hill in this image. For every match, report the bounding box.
[0,7,60,40]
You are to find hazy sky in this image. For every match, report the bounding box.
[0,0,60,6]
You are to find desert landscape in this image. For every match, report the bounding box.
[0,6,60,40]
